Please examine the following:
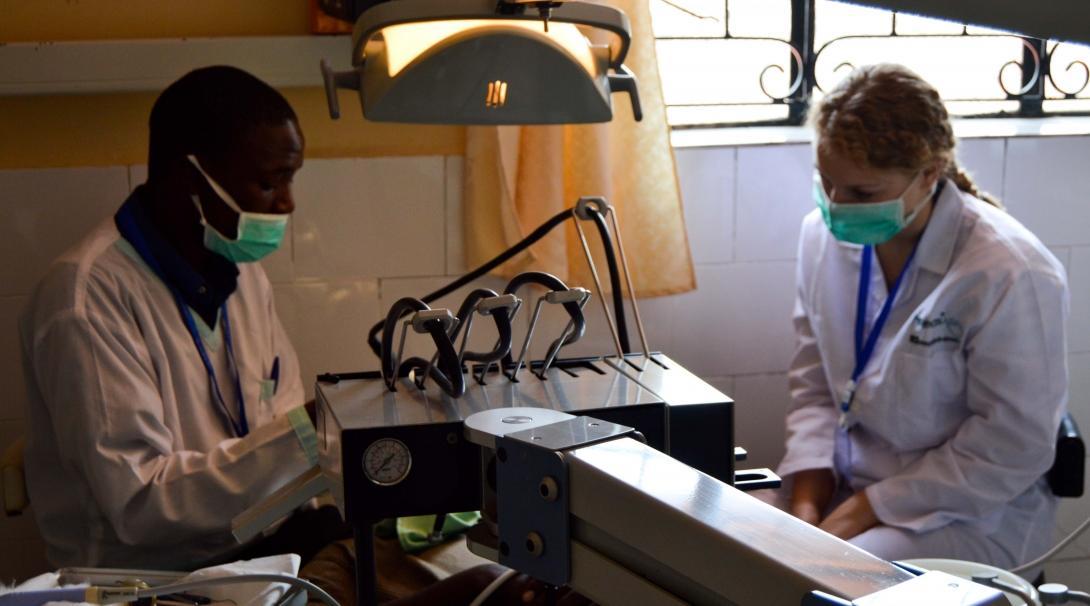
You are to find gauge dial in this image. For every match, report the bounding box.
[362,438,412,486]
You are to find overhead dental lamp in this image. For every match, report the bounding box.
[319,0,642,124]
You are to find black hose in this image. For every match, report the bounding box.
[585,206,631,354]
[366,203,634,365]
[381,297,430,387]
[367,208,573,360]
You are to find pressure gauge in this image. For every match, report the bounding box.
[362,438,412,486]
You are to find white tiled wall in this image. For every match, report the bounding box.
[2,136,1089,584]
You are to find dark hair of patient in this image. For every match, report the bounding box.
[147,65,297,182]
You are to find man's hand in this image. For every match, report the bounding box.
[818,490,878,540]
[789,468,835,526]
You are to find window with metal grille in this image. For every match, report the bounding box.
[651,0,1090,128]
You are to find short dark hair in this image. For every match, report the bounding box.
[147,66,297,181]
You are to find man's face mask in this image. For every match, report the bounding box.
[187,155,288,263]
[813,171,935,245]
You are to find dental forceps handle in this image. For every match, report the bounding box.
[510,297,547,381]
[603,200,652,359]
[572,207,627,363]
[477,298,523,384]
[538,289,591,378]
[501,272,587,369]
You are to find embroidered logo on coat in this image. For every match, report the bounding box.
[909,312,963,346]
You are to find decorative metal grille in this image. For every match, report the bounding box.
[652,0,1090,128]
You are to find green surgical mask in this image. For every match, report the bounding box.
[188,155,288,263]
[813,172,933,245]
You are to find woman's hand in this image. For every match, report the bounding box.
[818,490,878,540]
[789,468,835,526]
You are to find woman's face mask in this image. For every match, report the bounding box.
[187,155,288,263]
[813,170,935,246]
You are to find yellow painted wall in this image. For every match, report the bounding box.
[0,0,311,42]
[0,89,465,169]
[0,1,465,169]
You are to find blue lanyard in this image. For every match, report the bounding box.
[115,203,249,437]
[840,244,918,422]
[177,302,250,438]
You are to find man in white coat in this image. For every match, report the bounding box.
[20,66,573,606]
[20,66,323,570]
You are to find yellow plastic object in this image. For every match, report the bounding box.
[1,436,28,516]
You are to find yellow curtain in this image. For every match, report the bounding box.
[463,0,696,298]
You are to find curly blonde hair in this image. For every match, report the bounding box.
[810,63,1001,208]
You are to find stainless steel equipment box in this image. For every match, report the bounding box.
[316,353,735,527]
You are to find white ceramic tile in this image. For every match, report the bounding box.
[292,157,446,280]
[1067,353,1090,444]
[0,167,129,296]
[272,279,381,389]
[377,275,513,368]
[1056,489,1090,558]
[129,164,148,191]
[1044,557,1090,587]
[445,156,467,277]
[0,297,29,422]
[731,373,790,471]
[1070,248,1090,353]
[675,147,735,264]
[954,138,1006,201]
[735,144,815,262]
[0,537,50,583]
[667,261,797,376]
[259,234,295,284]
[1003,136,1090,247]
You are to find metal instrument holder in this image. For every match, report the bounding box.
[389,308,456,392]
[427,293,522,388]
[507,287,591,381]
[572,197,651,369]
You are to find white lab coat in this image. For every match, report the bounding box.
[779,180,1068,567]
[20,219,311,569]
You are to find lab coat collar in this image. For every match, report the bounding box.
[114,186,239,326]
[912,178,963,277]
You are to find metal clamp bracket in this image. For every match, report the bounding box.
[493,415,637,585]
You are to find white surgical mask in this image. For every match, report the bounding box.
[187,155,288,263]
[814,171,936,245]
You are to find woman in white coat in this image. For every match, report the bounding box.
[778,63,1069,573]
